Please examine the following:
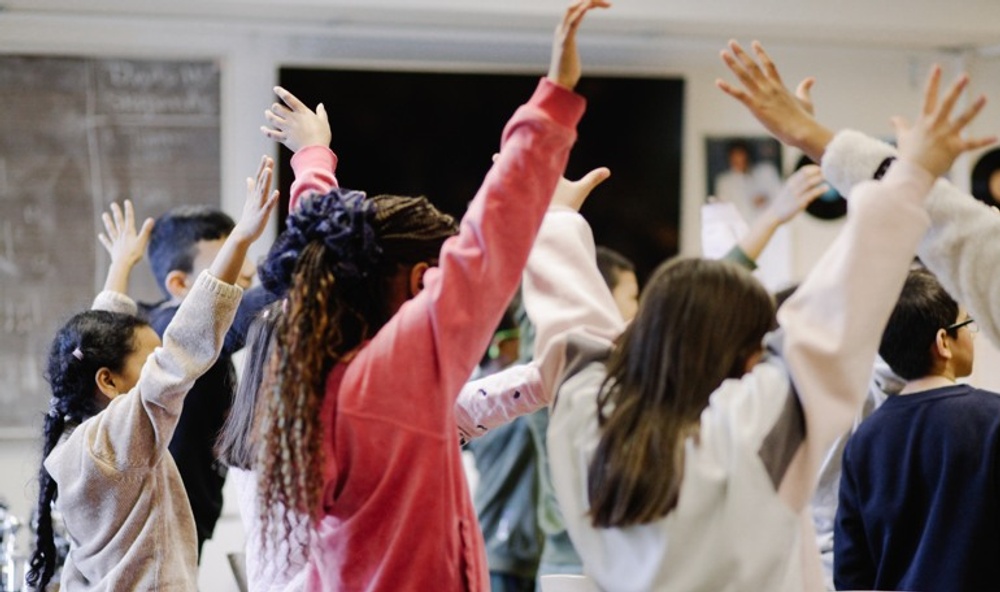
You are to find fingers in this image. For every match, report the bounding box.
[751,41,783,86]
[260,126,287,142]
[730,41,765,85]
[123,199,136,233]
[110,202,124,234]
[137,218,155,244]
[316,103,328,122]
[922,65,941,117]
[98,233,112,254]
[889,115,911,137]
[101,212,117,241]
[720,48,759,94]
[715,79,751,105]
[795,77,816,114]
[577,166,611,191]
[274,86,307,112]
[933,73,969,126]
[961,134,999,153]
[948,93,986,133]
[265,109,286,126]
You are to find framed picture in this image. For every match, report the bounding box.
[705,136,782,223]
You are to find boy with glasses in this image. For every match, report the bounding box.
[834,267,996,591]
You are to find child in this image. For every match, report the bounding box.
[249,3,605,589]
[25,158,278,591]
[595,246,638,322]
[144,204,277,558]
[523,63,989,591]
[835,268,997,590]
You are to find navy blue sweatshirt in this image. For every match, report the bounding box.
[834,384,1000,591]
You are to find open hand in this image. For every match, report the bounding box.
[98,199,154,269]
[552,167,611,211]
[232,156,280,244]
[261,87,332,153]
[893,66,996,178]
[716,41,832,161]
[763,164,827,225]
[547,0,611,90]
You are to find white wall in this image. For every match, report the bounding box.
[3,9,1000,591]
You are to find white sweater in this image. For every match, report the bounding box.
[45,272,241,591]
[525,161,934,591]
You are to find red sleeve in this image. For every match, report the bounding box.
[289,145,340,211]
[340,78,585,433]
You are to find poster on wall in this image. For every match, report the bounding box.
[704,135,782,222]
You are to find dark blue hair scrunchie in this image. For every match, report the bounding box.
[260,188,381,296]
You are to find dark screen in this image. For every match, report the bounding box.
[276,68,683,282]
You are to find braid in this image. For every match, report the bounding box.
[27,309,144,590]
[257,242,370,552]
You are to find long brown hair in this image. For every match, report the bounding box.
[255,190,457,547]
[587,258,774,528]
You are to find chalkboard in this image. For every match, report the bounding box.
[0,56,220,433]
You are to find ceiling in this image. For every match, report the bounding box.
[4,0,1000,53]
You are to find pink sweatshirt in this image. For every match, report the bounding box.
[280,78,583,591]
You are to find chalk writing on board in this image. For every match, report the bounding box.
[0,57,220,432]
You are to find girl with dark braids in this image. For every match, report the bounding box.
[25,158,278,592]
[245,2,606,590]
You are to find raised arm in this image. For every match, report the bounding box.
[92,200,154,314]
[85,157,279,467]
[261,87,339,209]
[772,67,989,511]
[454,166,619,442]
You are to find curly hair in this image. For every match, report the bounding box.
[255,189,457,552]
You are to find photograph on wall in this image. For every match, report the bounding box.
[705,136,782,223]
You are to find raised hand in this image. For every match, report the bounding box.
[763,164,828,225]
[233,155,281,244]
[210,156,280,287]
[261,87,332,153]
[547,0,611,90]
[552,167,611,211]
[716,40,833,162]
[892,66,996,178]
[98,199,154,269]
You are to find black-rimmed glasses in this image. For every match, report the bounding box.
[945,318,979,334]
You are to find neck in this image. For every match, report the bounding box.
[899,373,957,395]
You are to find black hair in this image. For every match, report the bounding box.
[595,246,635,291]
[879,268,960,380]
[148,206,235,297]
[216,301,282,470]
[26,310,149,591]
[971,148,1000,207]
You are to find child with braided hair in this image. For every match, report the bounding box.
[25,157,279,592]
[245,2,606,589]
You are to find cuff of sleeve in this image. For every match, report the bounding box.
[91,290,138,315]
[882,158,937,195]
[821,130,897,198]
[196,270,244,304]
[723,245,758,271]
[290,145,337,177]
[530,78,586,129]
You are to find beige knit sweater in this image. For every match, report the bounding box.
[44,271,241,591]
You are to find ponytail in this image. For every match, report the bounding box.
[255,189,458,551]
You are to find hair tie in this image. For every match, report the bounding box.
[259,188,382,296]
[47,398,61,419]
[71,347,84,361]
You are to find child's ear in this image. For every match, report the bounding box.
[933,328,953,361]
[164,270,192,300]
[94,367,119,401]
[408,262,430,297]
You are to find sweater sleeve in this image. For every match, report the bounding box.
[521,206,626,395]
[81,271,242,470]
[91,290,139,316]
[343,78,585,431]
[773,160,932,511]
[288,145,340,211]
[453,206,624,442]
[822,130,1000,348]
[833,441,876,590]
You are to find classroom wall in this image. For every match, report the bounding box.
[2,10,1000,591]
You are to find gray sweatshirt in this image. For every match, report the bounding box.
[44,271,241,591]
